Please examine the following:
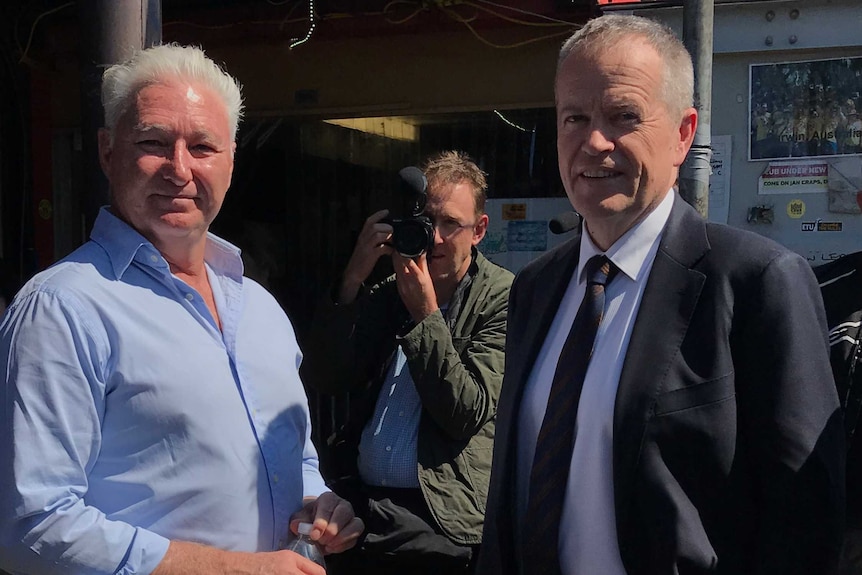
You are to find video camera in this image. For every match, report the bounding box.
[386,166,435,259]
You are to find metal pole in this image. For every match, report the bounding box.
[144,0,163,47]
[679,0,714,218]
[78,0,161,238]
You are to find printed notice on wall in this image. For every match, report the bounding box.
[480,197,575,274]
[758,160,829,195]
[709,135,731,224]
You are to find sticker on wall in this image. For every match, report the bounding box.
[818,221,843,232]
[802,219,844,232]
[759,161,829,195]
[786,199,806,219]
[502,203,527,221]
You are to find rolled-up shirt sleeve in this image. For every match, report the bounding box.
[0,289,169,575]
[296,349,328,500]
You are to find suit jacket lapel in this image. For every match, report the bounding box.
[612,196,710,541]
[509,236,582,393]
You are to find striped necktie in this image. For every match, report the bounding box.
[523,254,619,574]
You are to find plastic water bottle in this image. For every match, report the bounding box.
[284,522,326,569]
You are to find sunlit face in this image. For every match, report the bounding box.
[555,38,696,248]
[98,80,236,249]
[424,181,488,290]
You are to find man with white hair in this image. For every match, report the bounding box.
[0,44,362,575]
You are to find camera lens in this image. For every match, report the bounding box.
[392,218,435,259]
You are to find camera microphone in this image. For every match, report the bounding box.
[399,166,427,196]
[389,166,435,259]
[548,211,581,235]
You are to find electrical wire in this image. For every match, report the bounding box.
[440,5,573,49]
[278,0,303,32]
[466,1,579,28]
[18,1,75,65]
[383,1,424,25]
[159,0,578,43]
[439,3,480,24]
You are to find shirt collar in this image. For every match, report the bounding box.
[89,207,244,282]
[578,188,675,284]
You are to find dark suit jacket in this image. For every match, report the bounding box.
[478,196,845,575]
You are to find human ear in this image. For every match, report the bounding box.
[472,214,489,245]
[674,107,698,166]
[97,128,113,177]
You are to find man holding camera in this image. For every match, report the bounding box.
[301,150,513,575]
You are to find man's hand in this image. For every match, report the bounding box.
[152,540,327,575]
[338,210,394,305]
[237,550,326,575]
[289,491,364,555]
[392,252,439,324]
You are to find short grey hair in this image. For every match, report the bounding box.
[101,43,244,141]
[557,15,694,118]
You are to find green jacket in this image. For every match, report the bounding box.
[301,249,513,545]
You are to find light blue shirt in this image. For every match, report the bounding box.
[357,345,423,488]
[0,208,327,575]
[356,302,451,489]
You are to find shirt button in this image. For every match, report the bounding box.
[399,411,404,417]
[185,293,194,301]
[386,445,392,452]
[381,479,387,486]
[149,255,158,263]
[273,474,280,483]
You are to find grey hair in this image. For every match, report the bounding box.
[557,15,694,118]
[101,43,244,141]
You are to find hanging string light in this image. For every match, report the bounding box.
[494,110,538,178]
[493,110,532,133]
[290,0,316,50]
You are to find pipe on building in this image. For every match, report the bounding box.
[679,0,714,218]
[77,0,161,237]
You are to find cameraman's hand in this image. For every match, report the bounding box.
[393,252,438,324]
[338,209,394,305]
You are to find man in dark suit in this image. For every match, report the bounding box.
[477,14,845,575]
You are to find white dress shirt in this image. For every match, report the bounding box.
[516,190,675,575]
